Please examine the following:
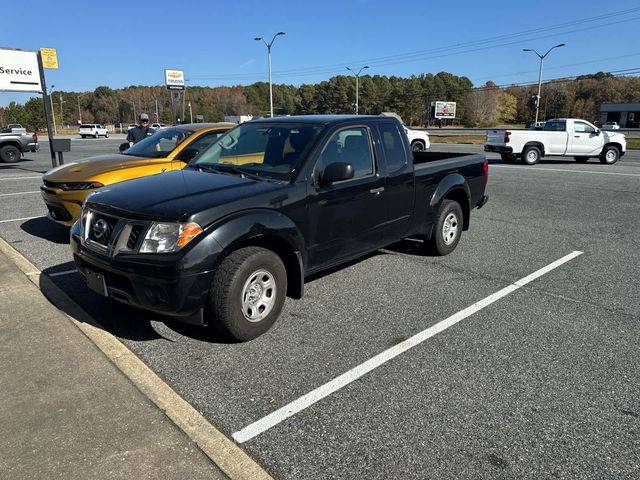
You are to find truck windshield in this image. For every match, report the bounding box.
[124,127,194,158]
[191,122,321,180]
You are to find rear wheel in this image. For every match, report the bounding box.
[522,145,541,165]
[424,200,463,256]
[105,132,109,138]
[206,247,287,341]
[0,145,20,163]
[599,145,620,165]
[94,132,99,139]
[411,140,426,152]
[574,156,590,163]
[501,153,516,163]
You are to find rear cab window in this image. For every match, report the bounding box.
[543,120,567,132]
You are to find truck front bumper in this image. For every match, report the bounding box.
[484,145,513,155]
[70,225,221,325]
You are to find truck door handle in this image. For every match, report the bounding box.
[574,135,580,138]
[369,187,384,195]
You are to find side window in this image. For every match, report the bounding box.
[378,123,407,171]
[574,122,594,134]
[186,131,226,153]
[318,127,374,179]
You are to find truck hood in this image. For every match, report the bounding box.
[85,169,285,221]
[44,154,157,181]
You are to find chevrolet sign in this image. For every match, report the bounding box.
[164,69,185,90]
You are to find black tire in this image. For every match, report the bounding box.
[411,140,426,152]
[501,153,516,163]
[599,145,620,165]
[522,145,541,165]
[0,145,21,163]
[105,132,109,138]
[94,132,99,139]
[206,246,287,341]
[424,200,463,256]
[574,156,589,163]
[80,135,86,139]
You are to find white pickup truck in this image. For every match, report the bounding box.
[485,118,626,165]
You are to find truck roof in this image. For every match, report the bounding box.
[251,115,391,125]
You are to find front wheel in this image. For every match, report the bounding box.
[94,132,98,139]
[599,145,620,165]
[522,145,541,165]
[411,140,426,152]
[574,156,590,163]
[105,132,109,138]
[0,145,21,163]
[425,200,463,256]
[206,246,287,341]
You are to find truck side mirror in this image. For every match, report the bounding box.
[320,162,354,184]
[118,142,129,152]
[594,129,601,135]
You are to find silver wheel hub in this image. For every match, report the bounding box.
[606,150,615,161]
[527,151,537,161]
[442,213,459,245]
[241,269,276,323]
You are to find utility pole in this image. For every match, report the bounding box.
[188,101,193,123]
[523,43,565,123]
[59,95,65,127]
[155,98,159,123]
[49,86,57,136]
[346,65,369,114]
[255,32,286,118]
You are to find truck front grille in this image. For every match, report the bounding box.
[82,208,149,256]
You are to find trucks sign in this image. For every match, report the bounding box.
[0,48,42,93]
[165,69,185,90]
[432,101,456,119]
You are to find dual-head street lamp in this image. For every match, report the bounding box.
[255,32,286,118]
[523,43,565,123]
[346,66,369,114]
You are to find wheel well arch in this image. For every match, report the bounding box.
[223,234,303,299]
[0,141,23,152]
[603,142,622,152]
[523,141,545,156]
[444,188,470,230]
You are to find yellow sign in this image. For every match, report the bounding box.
[40,48,58,69]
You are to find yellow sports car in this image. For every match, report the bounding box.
[41,123,235,226]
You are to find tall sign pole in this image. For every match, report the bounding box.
[36,51,57,168]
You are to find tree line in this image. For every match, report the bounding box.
[1,71,638,130]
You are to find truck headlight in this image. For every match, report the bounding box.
[140,222,203,253]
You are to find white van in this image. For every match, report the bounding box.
[79,124,109,138]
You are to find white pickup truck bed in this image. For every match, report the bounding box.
[485,118,626,165]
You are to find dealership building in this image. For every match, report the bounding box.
[599,103,640,128]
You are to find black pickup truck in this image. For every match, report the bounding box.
[71,115,488,340]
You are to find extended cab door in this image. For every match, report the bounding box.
[568,120,604,156]
[306,126,387,270]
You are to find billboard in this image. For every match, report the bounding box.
[0,48,42,93]
[165,69,185,90]
[432,101,456,119]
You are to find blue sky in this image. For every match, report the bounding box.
[2,0,640,106]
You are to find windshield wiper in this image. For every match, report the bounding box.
[194,164,264,181]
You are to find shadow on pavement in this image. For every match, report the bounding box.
[21,217,70,244]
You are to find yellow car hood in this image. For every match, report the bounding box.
[44,154,166,182]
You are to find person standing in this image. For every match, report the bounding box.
[127,113,152,147]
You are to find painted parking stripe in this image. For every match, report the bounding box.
[0,191,40,197]
[0,175,42,181]
[491,165,640,177]
[232,250,584,444]
[0,215,46,224]
[48,269,77,277]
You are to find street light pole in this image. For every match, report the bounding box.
[49,85,57,136]
[59,95,65,127]
[523,43,565,124]
[346,66,369,114]
[77,92,88,124]
[255,32,286,118]
[188,102,193,123]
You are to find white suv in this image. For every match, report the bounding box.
[79,124,109,138]
[403,125,430,151]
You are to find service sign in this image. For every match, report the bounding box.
[0,48,42,93]
[433,101,456,118]
[165,69,185,90]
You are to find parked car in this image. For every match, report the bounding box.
[127,124,138,131]
[79,124,109,138]
[403,125,430,151]
[0,130,39,163]
[485,118,626,165]
[70,115,489,341]
[601,121,620,130]
[41,123,234,225]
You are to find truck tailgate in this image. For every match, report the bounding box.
[486,130,506,145]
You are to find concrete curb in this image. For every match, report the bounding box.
[0,237,272,480]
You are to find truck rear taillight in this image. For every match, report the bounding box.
[483,159,489,185]
[32,133,38,142]
[504,131,511,144]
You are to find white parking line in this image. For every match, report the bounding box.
[0,175,42,181]
[0,215,46,224]
[492,165,640,177]
[0,191,40,197]
[232,250,584,444]
[48,269,77,277]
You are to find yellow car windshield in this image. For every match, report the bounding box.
[125,127,194,158]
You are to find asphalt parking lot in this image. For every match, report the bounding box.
[1,138,639,479]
